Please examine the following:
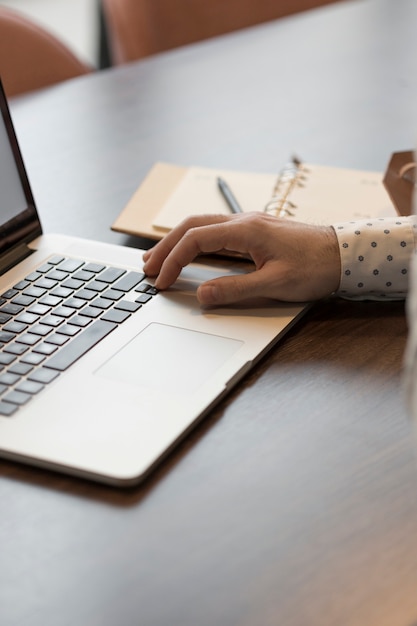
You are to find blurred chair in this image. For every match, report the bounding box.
[0,6,92,98]
[101,0,341,66]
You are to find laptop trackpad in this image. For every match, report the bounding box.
[96,323,243,394]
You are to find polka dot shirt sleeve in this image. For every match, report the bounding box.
[332,216,417,300]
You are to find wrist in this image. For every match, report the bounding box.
[325,226,342,294]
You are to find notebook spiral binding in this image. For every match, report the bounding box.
[264,155,309,218]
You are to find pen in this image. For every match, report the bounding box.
[217,177,243,214]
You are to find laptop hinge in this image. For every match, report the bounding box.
[0,243,35,277]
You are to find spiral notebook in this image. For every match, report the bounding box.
[111,159,397,242]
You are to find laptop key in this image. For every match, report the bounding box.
[28,367,60,384]
[40,314,64,328]
[71,289,95,301]
[44,333,70,346]
[3,321,28,333]
[90,297,112,310]
[114,300,142,313]
[15,312,39,325]
[3,390,31,406]
[135,283,153,293]
[96,267,126,283]
[0,303,24,315]
[57,259,84,273]
[0,401,17,416]
[47,255,65,266]
[0,353,17,366]
[135,293,152,304]
[9,362,33,376]
[4,343,29,356]
[64,296,88,310]
[47,269,69,281]
[78,306,101,319]
[11,295,36,306]
[52,306,75,319]
[29,324,52,336]
[25,271,42,282]
[51,287,73,298]
[0,372,20,386]
[68,316,91,328]
[37,263,54,274]
[2,289,18,299]
[23,286,47,298]
[73,270,95,282]
[16,333,41,346]
[48,254,65,265]
[20,353,45,366]
[0,313,13,325]
[56,325,80,337]
[16,380,44,395]
[84,280,107,293]
[113,272,145,292]
[62,278,84,290]
[39,295,63,307]
[33,343,58,356]
[45,319,117,371]
[83,263,105,273]
[101,289,123,301]
[0,331,16,343]
[101,309,131,324]
[27,303,51,315]
[34,277,58,290]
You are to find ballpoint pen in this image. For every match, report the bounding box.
[217,176,243,214]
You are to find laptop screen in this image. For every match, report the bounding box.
[0,79,42,262]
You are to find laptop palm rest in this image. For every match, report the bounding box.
[95,323,243,394]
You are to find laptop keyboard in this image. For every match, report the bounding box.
[0,254,157,417]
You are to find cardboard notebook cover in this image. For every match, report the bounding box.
[112,162,187,241]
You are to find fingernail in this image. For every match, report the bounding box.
[198,284,218,304]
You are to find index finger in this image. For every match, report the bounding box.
[149,217,253,290]
[143,214,233,276]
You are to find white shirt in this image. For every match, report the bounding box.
[332,215,417,299]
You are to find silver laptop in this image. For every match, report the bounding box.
[0,79,307,486]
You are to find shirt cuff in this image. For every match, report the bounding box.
[332,216,417,300]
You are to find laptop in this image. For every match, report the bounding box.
[0,79,307,486]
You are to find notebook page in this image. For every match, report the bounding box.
[285,164,395,223]
[152,167,276,230]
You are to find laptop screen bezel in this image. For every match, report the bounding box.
[0,78,42,263]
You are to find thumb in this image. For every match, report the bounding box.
[197,273,261,306]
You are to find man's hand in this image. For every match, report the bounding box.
[143,213,341,305]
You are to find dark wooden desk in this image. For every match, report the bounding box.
[2,1,417,624]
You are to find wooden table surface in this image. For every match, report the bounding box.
[2,1,417,624]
